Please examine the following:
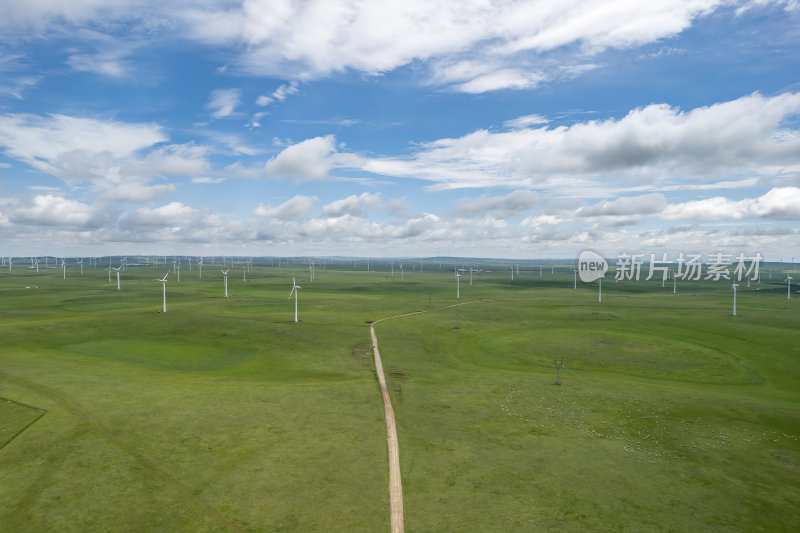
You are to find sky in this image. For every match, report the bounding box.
[0,0,799,260]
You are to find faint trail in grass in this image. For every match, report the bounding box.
[0,396,46,450]
[0,369,243,532]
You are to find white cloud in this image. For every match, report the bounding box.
[206,88,242,119]
[65,33,143,78]
[11,195,112,227]
[256,81,299,106]
[453,69,544,93]
[140,143,210,177]
[351,92,800,189]
[120,201,205,227]
[254,195,318,221]
[1,1,791,95]
[263,135,337,181]
[175,0,730,92]
[519,214,565,227]
[323,192,382,217]
[454,190,544,218]
[95,183,176,203]
[662,187,800,221]
[0,76,41,99]
[503,114,550,129]
[0,113,166,176]
[576,193,667,217]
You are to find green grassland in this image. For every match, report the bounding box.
[1,262,798,531]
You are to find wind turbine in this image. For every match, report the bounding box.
[242,265,246,283]
[511,265,514,281]
[400,263,404,281]
[732,282,738,315]
[221,268,230,297]
[156,272,169,312]
[469,267,476,286]
[289,274,302,323]
[673,274,677,294]
[786,276,793,300]
[573,268,577,289]
[456,271,461,300]
[78,258,84,275]
[113,266,121,290]
[598,277,603,303]
[198,257,203,279]
[61,259,66,280]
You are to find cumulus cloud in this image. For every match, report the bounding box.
[254,195,317,220]
[119,201,206,227]
[263,135,337,181]
[353,92,800,189]
[519,214,566,227]
[323,192,382,217]
[662,186,800,221]
[11,195,112,228]
[206,88,242,119]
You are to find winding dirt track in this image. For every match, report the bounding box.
[370,320,404,533]
[370,301,486,533]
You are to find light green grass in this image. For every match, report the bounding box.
[1,262,798,531]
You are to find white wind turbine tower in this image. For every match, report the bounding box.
[456,270,461,300]
[598,277,603,303]
[289,274,302,323]
[221,268,230,297]
[786,276,793,300]
[113,266,121,290]
[156,272,169,312]
[78,258,84,275]
[107,265,112,282]
[400,263,404,281]
[732,282,738,315]
[198,257,203,279]
[242,265,246,283]
[573,268,577,289]
[176,264,180,283]
[511,265,514,281]
[469,267,476,286]
[61,259,66,280]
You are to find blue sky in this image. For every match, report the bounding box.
[0,0,799,259]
